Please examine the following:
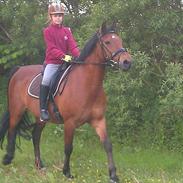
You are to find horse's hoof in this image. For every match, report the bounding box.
[109,180,118,183]
[63,171,74,179]
[35,159,45,170]
[65,173,74,179]
[2,154,13,165]
[109,176,119,183]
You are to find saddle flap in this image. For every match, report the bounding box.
[28,65,72,99]
[28,73,42,99]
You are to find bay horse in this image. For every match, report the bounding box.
[0,22,132,183]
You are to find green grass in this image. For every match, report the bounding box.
[0,124,183,183]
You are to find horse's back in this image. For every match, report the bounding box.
[8,65,43,112]
[17,65,42,76]
[9,65,42,84]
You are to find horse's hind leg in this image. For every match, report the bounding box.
[2,113,22,165]
[2,127,17,165]
[63,123,75,178]
[32,120,45,169]
[91,117,119,183]
[2,96,26,165]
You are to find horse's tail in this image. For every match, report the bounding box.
[0,111,10,149]
[16,112,35,141]
[0,110,34,149]
[0,66,34,149]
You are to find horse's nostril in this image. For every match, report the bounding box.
[119,60,131,70]
[124,60,129,65]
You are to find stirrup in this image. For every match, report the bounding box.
[40,109,50,122]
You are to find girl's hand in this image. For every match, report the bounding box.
[62,55,72,62]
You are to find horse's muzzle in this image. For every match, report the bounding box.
[119,60,131,71]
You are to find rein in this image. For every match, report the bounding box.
[71,60,117,67]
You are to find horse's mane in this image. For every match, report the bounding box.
[77,25,117,61]
[77,33,98,61]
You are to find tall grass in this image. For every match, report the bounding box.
[0,124,183,183]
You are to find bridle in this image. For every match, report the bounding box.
[72,31,128,67]
[97,31,128,67]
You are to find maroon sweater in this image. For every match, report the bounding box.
[43,24,80,64]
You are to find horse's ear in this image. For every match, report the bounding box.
[112,21,117,31]
[101,21,107,34]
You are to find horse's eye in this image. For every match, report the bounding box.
[105,41,110,45]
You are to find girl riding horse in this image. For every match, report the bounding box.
[0,21,132,183]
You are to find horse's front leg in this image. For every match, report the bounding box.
[103,136,119,183]
[63,123,75,178]
[91,117,119,183]
[32,121,45,169]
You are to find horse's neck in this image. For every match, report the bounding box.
[71,53,105,93]
[84,53,105,84]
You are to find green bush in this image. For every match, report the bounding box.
[105,52,183,151]
[0,76,8,114]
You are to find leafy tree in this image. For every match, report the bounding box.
[0,0,182,71]
[81,0,183,62]
[0,0,102,71]
[0,0,48,72]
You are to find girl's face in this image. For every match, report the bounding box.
[51,13,64,25]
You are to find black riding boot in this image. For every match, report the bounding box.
[39,85,50,122]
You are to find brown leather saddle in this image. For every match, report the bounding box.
[28,65,72,99]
